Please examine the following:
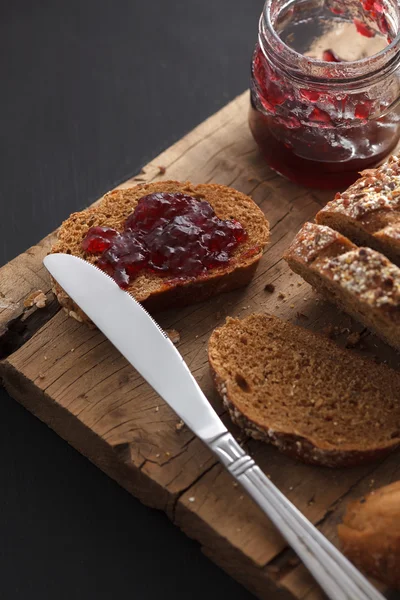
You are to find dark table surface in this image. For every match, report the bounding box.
[2,3,399,600]
[0,1,263,599]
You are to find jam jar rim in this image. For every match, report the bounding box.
[261,0,400,85]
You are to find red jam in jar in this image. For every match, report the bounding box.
[249,0,400,189]
[81,192,247,288]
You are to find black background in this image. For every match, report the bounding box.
[0,1,263,599]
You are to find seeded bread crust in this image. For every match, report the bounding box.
[208,314,400,468]
[284,223,400,350]
[50,181,270,323]
[316,155,400,265]
[338,481,400,589]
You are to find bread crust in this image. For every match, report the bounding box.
[284,223,400,350]
[338,481,400,589]
[50,181,269,323]
[208,314,400,468]
[212,369,396,468]
[316,155,400,266]
[53,259,260,324]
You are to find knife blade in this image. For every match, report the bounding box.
[44,253,226,442]
[43,253,385,600]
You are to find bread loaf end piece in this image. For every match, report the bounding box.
[338,481,400,590]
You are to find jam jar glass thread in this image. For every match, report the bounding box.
[249,0,400,189]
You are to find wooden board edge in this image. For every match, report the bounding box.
[174,478,298,600]
[0,356,301,600]
[119,91,250,189]
[0,232,59,353]
[0,359,169,510]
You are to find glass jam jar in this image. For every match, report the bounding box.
[249,0,400,189]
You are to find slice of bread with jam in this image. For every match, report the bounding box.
[50,181,270,323]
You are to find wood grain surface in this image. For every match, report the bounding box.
[0,90,398,599]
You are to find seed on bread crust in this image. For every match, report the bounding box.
[316,155,400,266]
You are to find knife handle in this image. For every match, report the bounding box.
[208,432,383,600]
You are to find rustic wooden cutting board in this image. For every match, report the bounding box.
[0,90,398,600]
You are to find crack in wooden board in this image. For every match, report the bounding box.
[0,90,398,599]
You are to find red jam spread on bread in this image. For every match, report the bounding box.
[81,192,247,288]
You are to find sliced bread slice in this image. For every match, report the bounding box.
[284,222,400,350]
[316,155,400,266]
[50,181,269,323]
[338,481,400,589]
[208,313,400,467]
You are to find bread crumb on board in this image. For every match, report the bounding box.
[346,331,362,348]
[264,283,275,293]
[175,420,185,432]
[158,165,166,175]
[69,310,83,323]
[322,324,337,339]
[133,168,147,181]
[24,290,47,309]
[296,312,309,320]
[166,329,180,344]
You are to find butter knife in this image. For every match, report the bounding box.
[44,254,384,600]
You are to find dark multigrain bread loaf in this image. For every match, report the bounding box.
[316,155,400,266]
[338,481,400,590]
[50,181,269,323]
[208,313,400,467]
[284,222,400,351]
